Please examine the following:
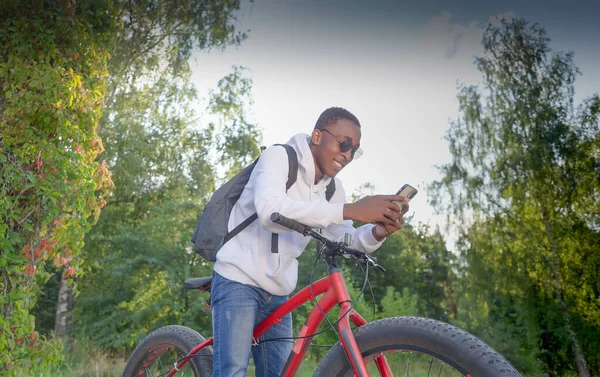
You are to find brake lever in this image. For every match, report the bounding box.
[340,251,384,271]
[362,253,386,273]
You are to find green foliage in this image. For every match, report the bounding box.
[0,1,116,373]
[74,65,260,351]
[451,224,547,374]
[2,0,250,370]
[107,0,246,86]
[378,287,419,318]
[430,18,600,375]
[67,0,259,352]
[210,66,262,177]
[360,223,457,321]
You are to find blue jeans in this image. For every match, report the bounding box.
[211,272,293,377]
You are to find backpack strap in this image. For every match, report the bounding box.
[325,178,336,201]
[218,144,298,253]
[274,143,298,190]
[224,213,258,244]
[271,144,298,254]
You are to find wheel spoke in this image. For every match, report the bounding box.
[358,348,473,377]
[427,357,433,376]
[142,347,185,377]
[156,349,167,375]
[122,326,212,377]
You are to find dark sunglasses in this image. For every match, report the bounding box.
[321,129,363,160]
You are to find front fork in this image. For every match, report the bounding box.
[331,271,393,377]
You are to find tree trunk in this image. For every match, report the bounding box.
[54,269,74,339]
[541,207,590,377]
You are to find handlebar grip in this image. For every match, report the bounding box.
[270,212,309,235]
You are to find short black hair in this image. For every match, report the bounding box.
[314,107,361,130]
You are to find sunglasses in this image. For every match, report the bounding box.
[321,129,363,160]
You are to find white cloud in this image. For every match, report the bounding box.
[418,10,518,64]
[420,11,483,60]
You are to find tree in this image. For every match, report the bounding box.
[75,66,261,350]
[378,287,419,318]
[0,0,253,371]
[430,18,599,376]
[66,0,260,351]
[359,223,456,321]
[346,186,457,320]
[0,1,115,373]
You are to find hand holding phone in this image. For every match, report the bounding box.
[393,184,418,212]
[372,184,418,240]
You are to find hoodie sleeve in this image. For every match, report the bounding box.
[321,181,385,254]
[253,145,345,232]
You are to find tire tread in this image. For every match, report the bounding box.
[122,325,213,377]
[313,316,521,377]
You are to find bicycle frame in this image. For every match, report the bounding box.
[167,268,392,377]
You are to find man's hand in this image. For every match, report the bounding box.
[371,198,410,241]
[343,195,407,226]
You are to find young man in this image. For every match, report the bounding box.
[211,107,409,377]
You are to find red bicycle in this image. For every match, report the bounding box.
[122,213,522,377]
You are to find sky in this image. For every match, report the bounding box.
[190,0,600,237]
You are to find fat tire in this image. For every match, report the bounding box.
[122,325,213,377]
[313,316,521,377]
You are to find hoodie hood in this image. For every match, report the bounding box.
[285,133,332,188]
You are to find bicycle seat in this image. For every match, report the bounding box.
[184,276,212,291]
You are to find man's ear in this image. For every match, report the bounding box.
[311,129,322,145]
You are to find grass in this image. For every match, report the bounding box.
[32,338,126,377]
[246,356,319,377]
[31,338,320,377]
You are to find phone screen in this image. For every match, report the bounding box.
[396,184,418,201]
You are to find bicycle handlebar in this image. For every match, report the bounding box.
[270,212,311,235]
[270,212,331,245]
[270,212,386,272]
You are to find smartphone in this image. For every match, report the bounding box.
[393,184,418,210]
[396,184,418,200]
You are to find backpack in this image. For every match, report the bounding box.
[191,144,336,261]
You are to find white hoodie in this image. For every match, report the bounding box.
[214,133,384,295]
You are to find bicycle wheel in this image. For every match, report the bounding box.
[122,325,213,377]
[313,316,521,377]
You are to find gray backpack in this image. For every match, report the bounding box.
[191,144,336,261]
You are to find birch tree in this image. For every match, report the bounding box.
[430,18,599,376]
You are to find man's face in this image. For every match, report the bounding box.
[312,118,362,178]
